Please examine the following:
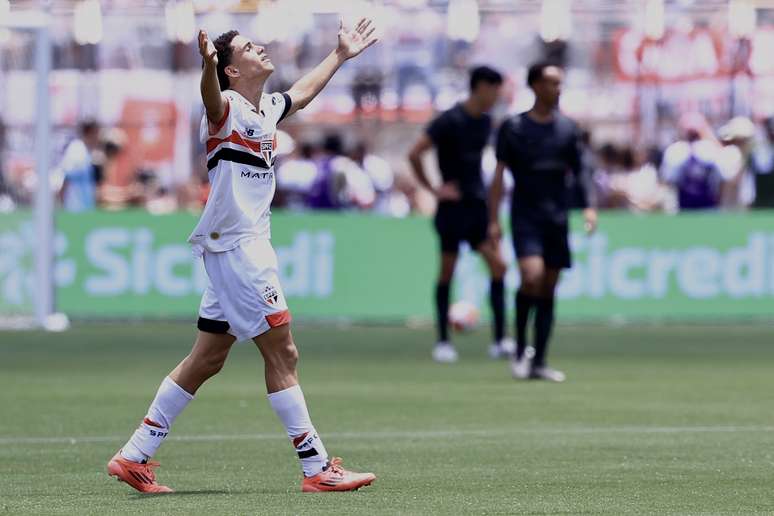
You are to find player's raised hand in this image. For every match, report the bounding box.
[198,29,218,66]
[336,17,378,59]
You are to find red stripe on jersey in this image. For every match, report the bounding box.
[266,310,292,328]
[206,130,263,154]
[207,100,230,135]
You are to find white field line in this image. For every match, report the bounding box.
[1,425,773,446]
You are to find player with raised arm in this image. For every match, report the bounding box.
[489,63,597,382]
[107,19,378,493]
[408,66,511,363]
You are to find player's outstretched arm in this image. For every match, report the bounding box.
[283,17,378,119]
[198,30,227,126]
[488,161,507,241]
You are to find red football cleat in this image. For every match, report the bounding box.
[301,457,376,492]
[107,450,173,493]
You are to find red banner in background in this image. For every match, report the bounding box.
[614,27,774,83]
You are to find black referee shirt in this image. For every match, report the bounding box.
[496,111,588,223]
[426,103,491,202]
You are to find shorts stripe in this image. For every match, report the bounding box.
[197,317,230,334]
[266,310,291,328]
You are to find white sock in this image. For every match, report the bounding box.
[120,377,194,463]
[267,384,328,477]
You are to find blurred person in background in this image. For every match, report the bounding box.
[108,18,378,495]
[407,66,510,364]
[307,134,375,210]
[0,116,13,212]
[276,142,318,209]
[717,117,756,209]
[594,145,674,212]
[750,116,774,208]
[489,62,597,383]
[58,120,99,212]
[350,141,408,216]
[660,112,737,211]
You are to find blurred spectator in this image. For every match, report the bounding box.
[350,141,410,217]
[59,120,99,212]
[0,117,13,213]
[307,134,375,210]
[717,117,756,209]
[660,113,737,211]
[277,142,319,209]
[750,116,774,208]
[601,145,675,212]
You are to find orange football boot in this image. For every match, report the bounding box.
[301,457,376,492]
[107,450,173,493]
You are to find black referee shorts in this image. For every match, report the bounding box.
[434,199,489,254]
[511,215,572,269]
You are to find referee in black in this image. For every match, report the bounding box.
[408,66,510,363]
[489,62,597,381]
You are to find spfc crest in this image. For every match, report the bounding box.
[260,139,274,165]
[263,284,279,305]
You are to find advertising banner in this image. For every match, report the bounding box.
[1,211,772,321]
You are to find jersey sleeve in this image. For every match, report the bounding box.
[200,93,233,143]
[265,92,292,125]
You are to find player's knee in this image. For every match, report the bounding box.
[520,274,542,295]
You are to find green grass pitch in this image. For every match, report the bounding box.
[1,322,773,515]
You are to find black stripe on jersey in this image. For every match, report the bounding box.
[278,92,292,123]
[207,147,272,171]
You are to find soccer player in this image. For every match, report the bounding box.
[408,66,511,363]
[488,62,597,382]
[107,20,378,493]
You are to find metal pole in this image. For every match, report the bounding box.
[33,19,52,328]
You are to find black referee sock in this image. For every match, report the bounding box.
[490,279,505,343]
[435,282,451,342]
[515,290,536,359]
[533,296,556,368]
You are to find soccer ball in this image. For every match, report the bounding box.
[449,300,480,332]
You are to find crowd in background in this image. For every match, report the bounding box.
[1,111,773,216]
[590,114,774,212]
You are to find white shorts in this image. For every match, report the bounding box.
[198,238,291,341]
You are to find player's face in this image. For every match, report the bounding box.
[230,35,274,82]
[533,66,563,108]
[474,82,502,112]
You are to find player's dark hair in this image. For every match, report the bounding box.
[527,62,559,87]
[78,119,99,137]
[212,30,239,91]
[469,66,503,91]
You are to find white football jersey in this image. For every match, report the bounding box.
[188,89,291,254]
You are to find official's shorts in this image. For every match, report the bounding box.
[197,238,291,341]
[434,199,489,253]
[511,216,572,269]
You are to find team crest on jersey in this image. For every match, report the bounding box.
[263,285,280,305]
[260,138,275,165]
